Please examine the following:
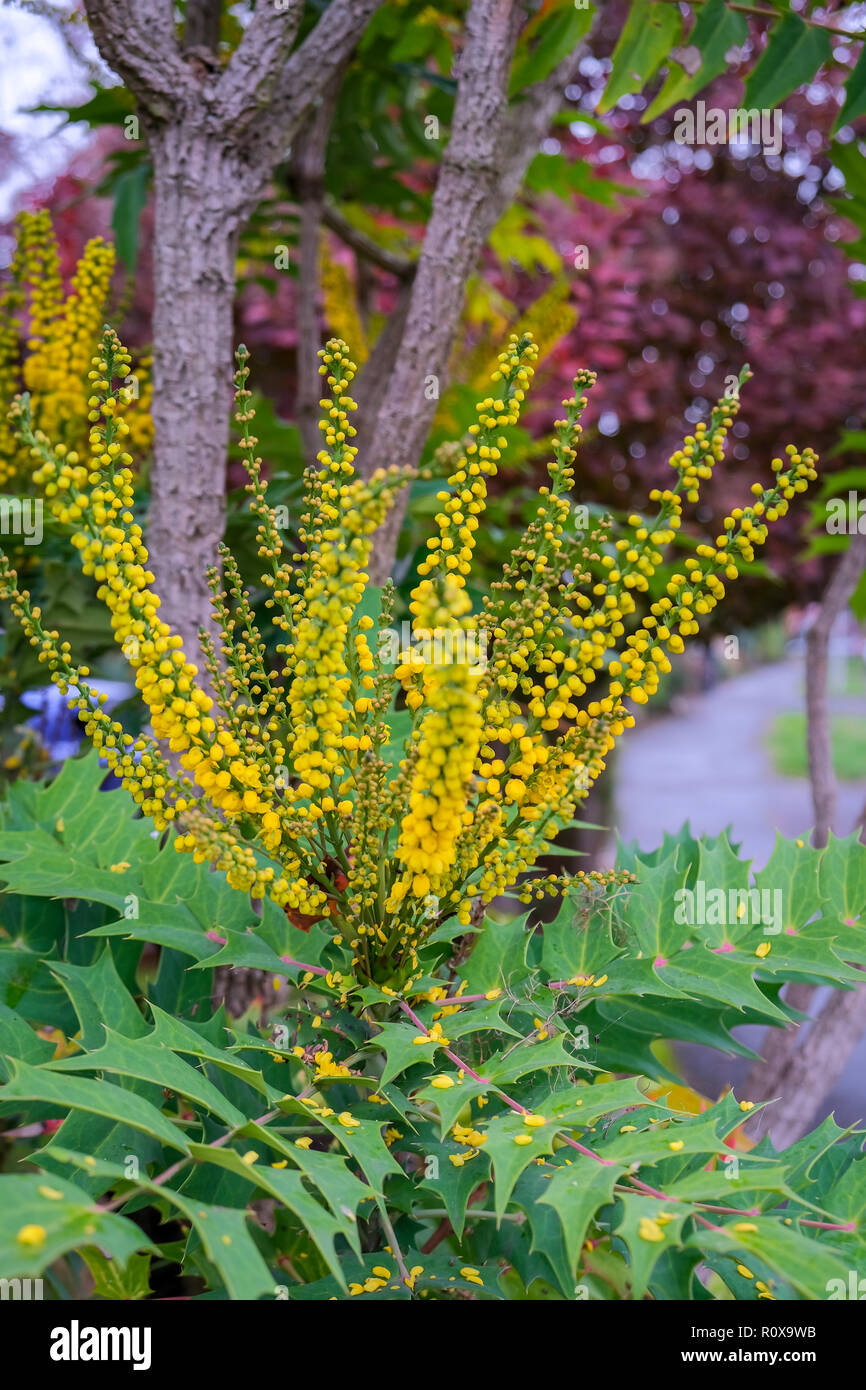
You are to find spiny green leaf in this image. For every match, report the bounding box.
[49,946,147,1049]
[0,1173,153,1279]
[537,1154,625,1271]
[1,1058,190,1153]
[80,1248,151,1300]
[614,1193,692,1300]
[187,1144,352,1288]
[47,1028,250,1128]
[162,1190,275,1300]
[690,1217,853,1301]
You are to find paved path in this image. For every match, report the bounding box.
[612,656,866,1131]
[615,658,865,866]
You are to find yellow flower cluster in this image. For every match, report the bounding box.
[0,327,818,993]
[390,337,539,906]
[0,211,152,488]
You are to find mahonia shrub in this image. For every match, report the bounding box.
[0,328,819,981]
[1,327,863,1302]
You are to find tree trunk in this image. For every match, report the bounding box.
[147,128,242,664]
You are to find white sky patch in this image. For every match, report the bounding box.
[0,3,100,232]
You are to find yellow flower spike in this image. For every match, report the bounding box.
[513,1133,533,1146]
[431,1076,455,1089]
[755,941,771,958]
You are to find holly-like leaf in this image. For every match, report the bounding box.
[691,1217,852,1301]
[1,1057,190,1153]
[80,1248,152,1301]
[0,1173,152,1279]
[537,1154,625,1271]
[614,1193,692,1300]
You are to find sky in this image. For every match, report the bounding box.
[0,1,100,238]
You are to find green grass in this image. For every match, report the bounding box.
[830,657,866,697]
[768,711,866,780]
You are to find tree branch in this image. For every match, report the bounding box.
[356,0,526,528]
[83,0,194,117]
[229,0,382,187]
[321,204,415,281]
[213,0,306,131]
[745,979,866,1149]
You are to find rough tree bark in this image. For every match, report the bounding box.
[147,127,244,661]
[744,534,866,1141]
[83,0,382,661]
